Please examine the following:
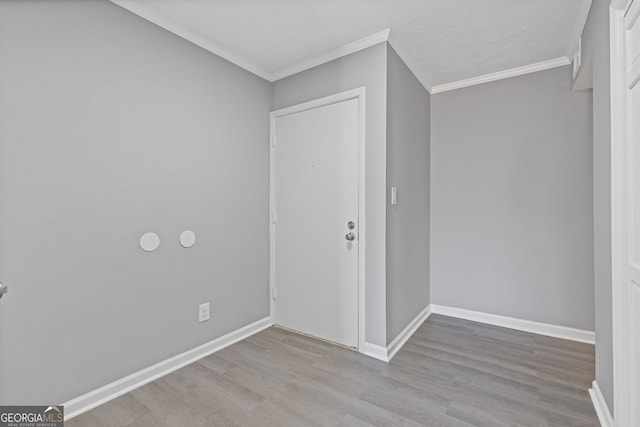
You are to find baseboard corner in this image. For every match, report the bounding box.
[386,305,432,361]
[360,341,388,362]
[589,380,613,427]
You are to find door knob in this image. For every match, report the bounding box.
[345,232,356,241]
[0,282,7,300]
[347,221,356,230]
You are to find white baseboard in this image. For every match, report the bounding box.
[387,305,432,361]
[360,305,432,363]
[430,305,595,344]
[589,381,614,427]
[63,316,272,420]
[360,341,388,362]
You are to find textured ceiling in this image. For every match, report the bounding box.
[111,0,591,90]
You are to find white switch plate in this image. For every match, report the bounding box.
[198,302,210,323]
[391,187,398,205]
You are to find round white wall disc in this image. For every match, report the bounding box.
[140,232,160,252]
[180,230,196,248]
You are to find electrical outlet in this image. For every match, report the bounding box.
[198,302,210,323]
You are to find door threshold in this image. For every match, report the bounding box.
[272,324,357,351]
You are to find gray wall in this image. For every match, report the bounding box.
[272,43,389,346]
[582,0,614,412]
[0,0,270,405]
[385,47,430,344]
[430,66,594,330]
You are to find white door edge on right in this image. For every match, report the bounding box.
[611,0,640,425]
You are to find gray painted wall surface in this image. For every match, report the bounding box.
[0,0,270,404]
[582,0,614,412]
[430,66,594,330]
[272,43,389,346]
[385,47,430,345]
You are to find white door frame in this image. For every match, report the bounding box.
[610,0,636,424]
[269,87,366,351]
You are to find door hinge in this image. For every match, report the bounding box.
[271,135,276,148]
[272,211,277,224]
[272,286,277,300]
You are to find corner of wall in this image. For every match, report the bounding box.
[384,45,431,345]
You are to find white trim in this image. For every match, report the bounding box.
[610,2,633,424]
[361,305,433,363]
[572,37,583,80]
[589,381,614,427]
[107,5,387,83]
[356,90,367,354]
[110,0,387,82]
[63,317,272,421]
[610,0,630,10]
[269,116,277,326]
[109,0,272,81]
[386,37,434,93]
[627,0,640,28]
[269,87,367,353]
[270,30,390,81]
[567,0,594,59]
[107,1,576,95]
[270,87,366,118]
[360,342,388,362]
[386,305,432,361]
[430,305,596,344]
[430,57,571,94]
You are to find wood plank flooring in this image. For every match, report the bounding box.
[66,315,598,426]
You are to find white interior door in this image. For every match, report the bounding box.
[272,97,359,348]
[625,1,640,424]
[613,0,640,424]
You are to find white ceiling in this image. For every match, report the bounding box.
[111,0,592,92]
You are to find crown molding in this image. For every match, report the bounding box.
[387,36,434,93]
[270,29,390,81]
[110,0,577,93]
[567,0,593,58]
[109,0,273,81]
[110,0,389,83]
[430,57,571,94]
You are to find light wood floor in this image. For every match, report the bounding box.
[66,315,598,426]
